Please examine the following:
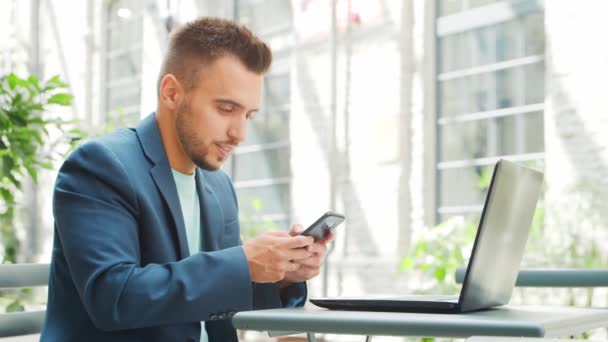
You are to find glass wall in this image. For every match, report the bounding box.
[104,0,144,125]
[436,0,545,221]
[228,0,294,232]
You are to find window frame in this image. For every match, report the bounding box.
[435,0,545,221]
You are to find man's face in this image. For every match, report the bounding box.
[175,55,263,171]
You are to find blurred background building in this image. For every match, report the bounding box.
[1,0,608,340]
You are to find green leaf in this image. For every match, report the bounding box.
[27,104,44,112]
[434,267,447,282]
[26,75,41,92]
[400,257,414,270]
[251,198,262,211]
[47,93,73,106]
[24,164,38,183]
[7,74,18,89]
[476,166,492,191]
[46,75,68,88]
[5,299,25,312]
[69,127,82,134]
[0,188,13,202]
[38,161,54,169]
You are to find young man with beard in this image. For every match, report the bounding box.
[41,17,332,342]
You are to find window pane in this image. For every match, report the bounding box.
[439,12,544,73]
[439,166,490,208]
[233,147,290,181]
[237,184,290,216]
[244,109,289,145]
[437,3,545,224]
[108,50,142,81]
[468,0,498,10]
[524,62,544,105]
[439,64,543,117]
[222,156,233,177]
[108,18,142,52]
[107,82,140,110]
[265,73,290,108]
[105,0,142,120]
[523,12,545,56]
[240,218,290,239]
[439,0,462,17]
[470,26,495,68]
[440,78,466,117]
[239,0,292,34]
[439,213,482,226]
[440,111,544,161]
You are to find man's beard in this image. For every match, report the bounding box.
[175,102,218,171]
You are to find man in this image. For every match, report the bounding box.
[41,17,332,341]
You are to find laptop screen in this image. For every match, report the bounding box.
[457,159,543,312]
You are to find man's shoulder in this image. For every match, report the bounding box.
[92,128,139,152]
[70,128,141,162]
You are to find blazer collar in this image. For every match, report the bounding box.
[136,113,190,259]
[136,113,167,164]
[136,113,227,255]
[195,170,225,251]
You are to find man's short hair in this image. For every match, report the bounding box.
[158,16,272,93]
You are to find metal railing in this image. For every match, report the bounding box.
[0,263,49,337]
[456,267,608,287]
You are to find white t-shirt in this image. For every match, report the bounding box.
[172,169,208,342]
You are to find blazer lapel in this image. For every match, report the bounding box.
[196,170,224,251]
[136,113,190,259]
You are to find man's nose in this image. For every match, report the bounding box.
[227,115,247,143]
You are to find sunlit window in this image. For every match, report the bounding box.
[436,0,545,222]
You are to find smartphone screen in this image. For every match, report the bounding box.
[300,211,345,241]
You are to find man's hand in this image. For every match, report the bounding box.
[242,231,314,283]
[278,224,334,286]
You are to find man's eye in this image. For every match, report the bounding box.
[219,106,234,113]
[246,112,256,120]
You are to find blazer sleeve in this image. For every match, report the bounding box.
[221,172,308,310]
[53,141,253,331]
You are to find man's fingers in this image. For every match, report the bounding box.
[293,255,322,267]
[285,235,314,248]
[323,231,335,242]
[285,247,312,261]
[288,224,304,237]
[266,231,290,237]
[288,262,300,272]
[307,242,328,255]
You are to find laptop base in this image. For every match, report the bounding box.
[310,298,462,313]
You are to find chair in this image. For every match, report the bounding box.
[0,264,49,337]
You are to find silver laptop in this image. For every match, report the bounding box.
[310,159,543,313]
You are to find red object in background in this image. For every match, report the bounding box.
[350,12,361,24]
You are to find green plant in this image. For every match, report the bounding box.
[400,216,477,293]
[239,198,278,241]
[544,181,608,268]
[0,73,82,264]
[0,73,83,312]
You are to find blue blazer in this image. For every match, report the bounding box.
[41,113,306,341]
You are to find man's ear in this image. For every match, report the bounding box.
[159,74,183,111]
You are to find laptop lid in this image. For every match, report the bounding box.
[310,159,543,313]
[457,159,543,312]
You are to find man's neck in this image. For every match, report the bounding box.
[155,108,196,174]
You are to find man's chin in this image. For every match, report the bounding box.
[194,157,222,171]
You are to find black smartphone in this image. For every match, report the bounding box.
[300,211,345,242]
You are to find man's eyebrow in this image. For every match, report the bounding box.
[214,98,259,112]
